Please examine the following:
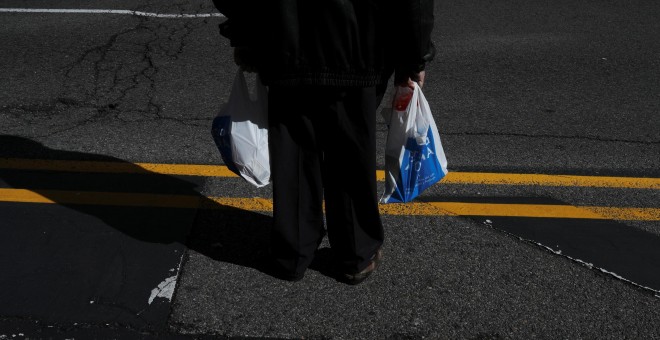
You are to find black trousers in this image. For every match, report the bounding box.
[268,85,385,277]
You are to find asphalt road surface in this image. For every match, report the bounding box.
[1,0,659,339]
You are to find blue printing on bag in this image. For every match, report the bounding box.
[211,115,241,176]
[388,127,445,203]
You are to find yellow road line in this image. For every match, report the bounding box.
[439,172,660,189]
[380,202,659,221]
[0,158,238,177]
[1,158,659,189]
[1,188,658,221]
[1,188,202,208]
[377,170,660,189]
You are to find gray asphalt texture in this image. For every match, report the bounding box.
[1,0,659,338]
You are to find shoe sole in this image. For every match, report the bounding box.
[342,248,383,285]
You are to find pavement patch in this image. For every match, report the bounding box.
[0,202,193,330]
[475,216,660,296]
[0,165,206,332]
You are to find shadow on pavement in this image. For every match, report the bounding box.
[0,135,276,271]
[0,135,338,329]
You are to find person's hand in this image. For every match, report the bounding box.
[413,70,425,88]
[234,47,258,72]
[394,70,426,88]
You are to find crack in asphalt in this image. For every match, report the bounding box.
[5,1,216,138]
[6,2,656,146]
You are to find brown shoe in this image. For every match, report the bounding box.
[342,248,383,285]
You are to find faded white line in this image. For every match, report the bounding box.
[0,8,224,18]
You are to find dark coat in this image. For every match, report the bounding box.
[212,0,435,87]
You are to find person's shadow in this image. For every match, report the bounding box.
[0,135,336,278]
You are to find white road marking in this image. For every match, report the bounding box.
[148,276,177,304]
[0,8,224,18]
[148,250,185,305]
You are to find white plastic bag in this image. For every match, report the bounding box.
[211,70,270,187]
[380,83,448,203]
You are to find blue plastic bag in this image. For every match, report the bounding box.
[381,83,448,203]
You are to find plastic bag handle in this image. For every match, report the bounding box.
[413,82,432,141]
[404,83,430,144]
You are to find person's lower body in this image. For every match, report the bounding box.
[268,85,385,281]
